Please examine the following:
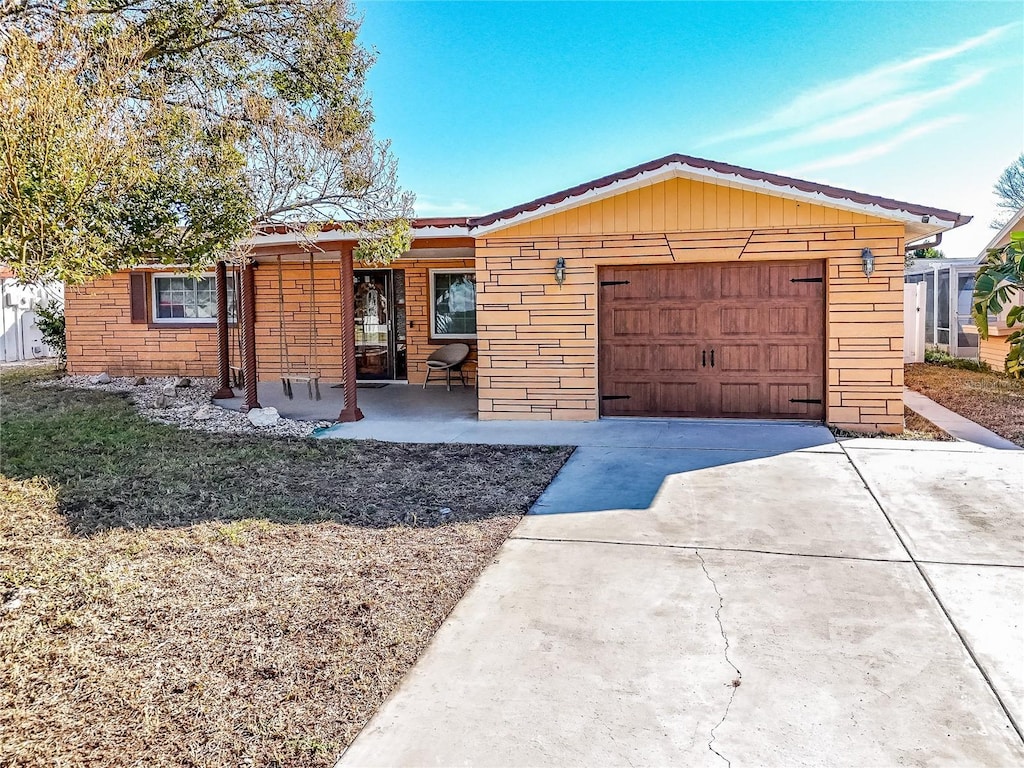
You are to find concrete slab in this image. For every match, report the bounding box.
[922,563,1024,730]
[339,540,1024,767]
[847,448,1024,566]
[523,448,906,560]
[904,388,1021,450]
[322,414,837,450]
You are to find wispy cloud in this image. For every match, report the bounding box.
[704,23,1015,148]
[753,70,989,155]
[785,115,966,175]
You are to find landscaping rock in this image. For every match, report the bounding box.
[247,407,280,427]
[94,372,112,384]
[35,375,329,438]
[193,404,219,421]
[174,377,191,388]
[133,376,147,386]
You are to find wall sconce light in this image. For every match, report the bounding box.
[861,248,875,277]
[554,257,567,286]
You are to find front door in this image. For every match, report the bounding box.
[598,261,825,419]
[354,270,406,380]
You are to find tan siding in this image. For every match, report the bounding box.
[979,335,1011,371]
[491,177,890,238]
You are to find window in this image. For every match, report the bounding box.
[152,273,235,323]
[430,270,476,338]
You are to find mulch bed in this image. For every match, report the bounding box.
[0,368,572,766]
[905,363,1024,447]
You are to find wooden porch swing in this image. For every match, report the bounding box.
[277,253,321,400]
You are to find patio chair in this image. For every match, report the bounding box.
[423,343,471,391]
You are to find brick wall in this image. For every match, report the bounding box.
[476,223,906,433]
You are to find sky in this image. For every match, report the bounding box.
[357,1,1024,257]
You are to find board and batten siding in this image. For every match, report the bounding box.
[476,180,906,433]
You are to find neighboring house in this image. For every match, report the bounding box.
[0,268,63,363]
[63,153,970,434]
[972,208,1023,371]
[904,257,978,358]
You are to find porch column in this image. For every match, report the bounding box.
[239,258,261,412]
[336,244,364,423]
[212,259,233,399]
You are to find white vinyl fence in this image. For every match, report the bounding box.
[0,278,63,363]
[903,282,926,363]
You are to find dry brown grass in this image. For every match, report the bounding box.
[905,363,1024,447]
[0,369,572,766]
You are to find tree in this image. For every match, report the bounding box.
[972,232,1023,377]
[912,248,945,259]
[1,0,412,284]
[992,154,1024,229]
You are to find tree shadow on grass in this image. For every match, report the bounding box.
[1,380,572,535]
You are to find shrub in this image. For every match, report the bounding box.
[34,300,66,369]
[924,348,991,372]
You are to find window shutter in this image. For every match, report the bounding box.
[129,273,148,323]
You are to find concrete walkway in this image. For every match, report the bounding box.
[338,430,1024,767]
[905,387,1021,450]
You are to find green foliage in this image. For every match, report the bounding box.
[973,232,1024,378]
[923,348,990,372]
[33,301,67,369]
[912,248,945,259]
[1,0,413,283]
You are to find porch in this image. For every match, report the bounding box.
[219,380,478,424]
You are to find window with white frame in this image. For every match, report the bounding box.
[152,274,235,323]
[430,270,476,338]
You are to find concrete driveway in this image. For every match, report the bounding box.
[339,426,1024,767]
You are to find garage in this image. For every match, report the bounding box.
[598,260,825,420]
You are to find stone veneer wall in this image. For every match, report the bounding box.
[475,223,906,433]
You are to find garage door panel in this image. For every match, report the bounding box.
[768,262,825,298]
[600,382,654,416]
[768,305,813,335]
[658,307,697,336]
[659,267,702,300]
[606,344,651,373]
[768,344,810,372]
[720,264,761,298]
[602,268,657,300]
[719,383,761,414]
[656,343,700,371]
[611,308,652,336]
[768,384,823,419]
[599,261,824,419]
[717,344,760,372]
[719,307,762,335]
[657,382,699,415]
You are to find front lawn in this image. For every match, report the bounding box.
[905,362,1024,447]
[0,367,571,766]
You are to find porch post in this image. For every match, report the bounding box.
[239,258,261,412]
[212,259,233,399]
[336,244,364,423]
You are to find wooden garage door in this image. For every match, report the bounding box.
[598,261,825,420]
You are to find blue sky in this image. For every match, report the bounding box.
[358,1,1024,256]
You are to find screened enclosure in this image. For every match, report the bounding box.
[904,258,978,358]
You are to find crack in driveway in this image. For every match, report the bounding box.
[696,549,743,768]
